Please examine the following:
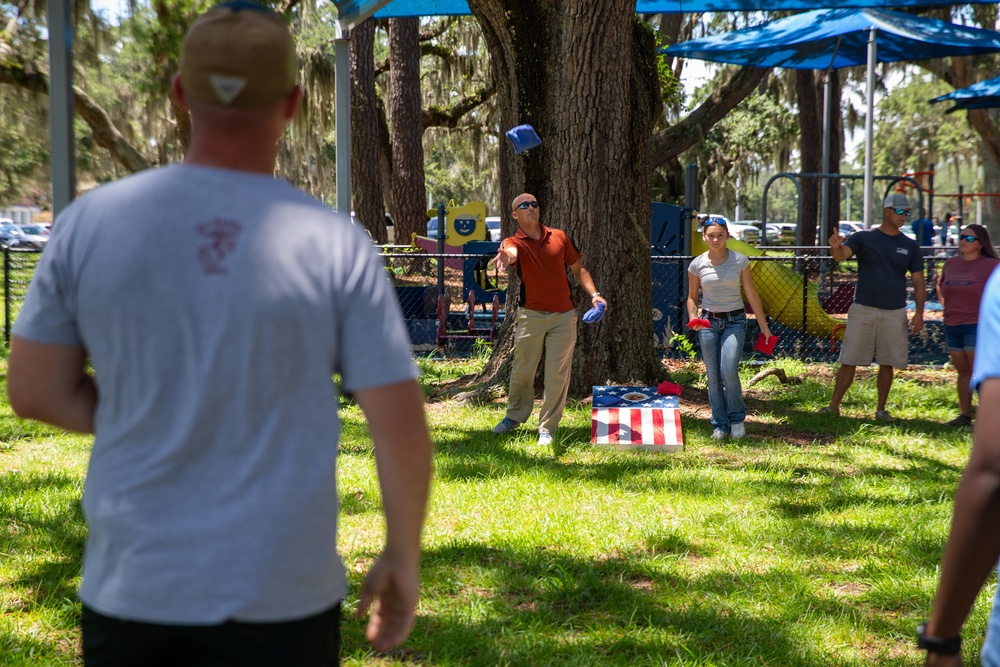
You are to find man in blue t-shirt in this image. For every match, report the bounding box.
[821,193,925,421]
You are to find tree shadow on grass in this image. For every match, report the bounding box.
[341,541,919,666]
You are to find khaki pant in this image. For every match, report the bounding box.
[506,308,578,434]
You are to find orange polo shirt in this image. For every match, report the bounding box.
[502,224,582,312]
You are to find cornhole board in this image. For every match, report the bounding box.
[591,386,684,452]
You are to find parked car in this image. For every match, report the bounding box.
[838,221,864,237]
[0,222,27,249]
[727,221,760,245]
[485,216,501,242]
[699,214,760,244]
[15,224,49,250]
[765,223,797,246]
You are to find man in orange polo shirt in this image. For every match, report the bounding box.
[490,193,608,446]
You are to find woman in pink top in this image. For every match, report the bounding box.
[936,224,999,426]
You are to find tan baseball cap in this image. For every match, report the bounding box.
[179,1,296,109]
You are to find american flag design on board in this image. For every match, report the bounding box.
[591,386,684,451]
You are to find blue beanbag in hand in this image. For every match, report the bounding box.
[583,301,606,324]
[505,125,542,154]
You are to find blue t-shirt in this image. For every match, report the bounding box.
[912,218,934,247]
[973,267,1000,391]
[844,228,923,310]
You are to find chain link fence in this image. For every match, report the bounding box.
[3,246,953,364]
[655,253,949,364]
[3,248,43,345]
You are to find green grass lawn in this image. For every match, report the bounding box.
[0,354,989,666]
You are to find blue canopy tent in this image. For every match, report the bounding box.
[666,8,1000,229]
[930,74,1000,113]
[368,0,1000,21]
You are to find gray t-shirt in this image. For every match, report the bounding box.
[689,250,750,312]
[14,164,418,624]
[844,228,923,310]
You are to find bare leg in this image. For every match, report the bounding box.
[876,364,894,413]
[828,364,857,413]
[950,350,975,417]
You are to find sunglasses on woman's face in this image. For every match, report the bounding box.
[960,234,979,242]
[514,201,539,210]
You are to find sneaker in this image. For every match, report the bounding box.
[730,422,746,438]
[537,431,553,446]
[946,414,973,427]
[817,406,839,416]
[874,410,898,423]
[710,428,728,441]
[492,417,521,434]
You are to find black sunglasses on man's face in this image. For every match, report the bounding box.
[514,201,539,211]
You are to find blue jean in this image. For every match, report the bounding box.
[983,582,1000,666]
[699,313,747,431]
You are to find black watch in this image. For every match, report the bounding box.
[917,622,961,655]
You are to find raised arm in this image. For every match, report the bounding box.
[352,378,433,652]
[829,233,854,261]
[490,240,518,272]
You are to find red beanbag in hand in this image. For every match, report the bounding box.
[754,332,779,355]
[686,317,711,329]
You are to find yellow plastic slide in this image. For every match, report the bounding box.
[691,224,846,341]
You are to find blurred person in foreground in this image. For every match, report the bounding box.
[6,3,432,665]
[821,193,925,422]
[921,267,1000,666]
[936,223,1000,427]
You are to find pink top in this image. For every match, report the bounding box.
[939,255,1000,326]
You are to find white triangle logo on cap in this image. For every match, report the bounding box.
[209,75,247,105]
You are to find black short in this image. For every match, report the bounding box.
[81,602,341,667]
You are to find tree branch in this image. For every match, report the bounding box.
[0,64,151,173]
[650,66,768,169]
[422,84,495,129]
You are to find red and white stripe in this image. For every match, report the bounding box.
[591,407,683,449]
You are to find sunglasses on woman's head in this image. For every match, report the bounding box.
[960,234,979,242]
[515,201,539,210]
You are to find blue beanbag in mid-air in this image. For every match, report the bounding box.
[582,301,606,324]
[505,125,542,154]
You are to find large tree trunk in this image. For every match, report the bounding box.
[796,69,821,247]
[387,18,428,244]
[468,0,662,397]
[350,19,388,244]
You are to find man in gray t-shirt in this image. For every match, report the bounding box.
[7,4,432,664]
[822,192,925,422]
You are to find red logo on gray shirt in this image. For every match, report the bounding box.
[197,219,242,275]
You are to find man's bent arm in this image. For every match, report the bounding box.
[352,378,433,651]
[569,262,607,307]
[8,336,96,434]
[927,379,1000,642]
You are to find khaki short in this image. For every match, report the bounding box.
[838,303,909,369]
